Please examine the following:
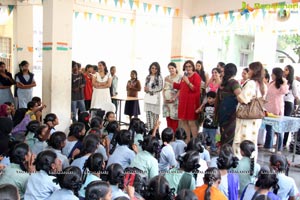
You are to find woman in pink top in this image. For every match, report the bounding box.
[264,67,289,152]
[206,68,222,93]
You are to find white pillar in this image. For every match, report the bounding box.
[253,30,277,64]
[13,3,34,72]
[42,0,73,132]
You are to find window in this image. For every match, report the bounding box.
[0,37,12,71]
[240,52,248,67]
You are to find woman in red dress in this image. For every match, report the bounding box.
[173,60,201,142]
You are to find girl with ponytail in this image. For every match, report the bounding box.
[270,154,298,200]
[78,153,105,198]
[234,140,261,195]
[0,142,34,199]
[217,144,239,200]
[193,167,227,200]
[85,181,112,200]
[49,166,82,200]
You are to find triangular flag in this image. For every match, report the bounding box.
[130,19,135,26]
[209,13,214,24]
[8,5,14,15]
[135,0,140,8]
[123,18,127,24]
[119,0,123,8]
[114,0,118,7]
[84,12,88,20]
[104,0,108,4]
[229,10,234,22]
[98,0,101,3]
[155,5,159,13]
[262,9,266,18]
[147,4,152,12]
[191,16,196,24]
[120,18,124,24]
[100,15,105,22]
[74,11,80,18]
[175,8,180,17]
[96,14,101,21]
[198,16,203,24]
[108,16,113,23]
[88,13,92,20]
[143,3,147,12]
[129,0,134,10]
[203,15,207,25]
[245,12,250,20]
[167,7,171,15]
[163,7,167,15]
[112,17,116,23]
[224,11,229,20]
[215,13,220,23]
[252,9,259,18]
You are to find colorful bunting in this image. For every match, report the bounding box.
[75,11,79,18]
[147,4,152,12]
[8,5,14,15]
[155,5,159,13]
[143,3,147,12]
[167,7,171,15]
[114,0,118,7]
[175,8,180,17]
[129,0,134,10]
[135,0,140,8]
[163,7,167,15]
[191,16,196,24]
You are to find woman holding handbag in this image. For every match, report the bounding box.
[234,62,266,158]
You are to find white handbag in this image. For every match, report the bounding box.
[144,93,158,104]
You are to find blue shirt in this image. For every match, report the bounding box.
[159,144,178,172]
[241,183,280,200]
[107,145,135,169]
[111,184,129,200]
[48,188,78,200]
[31,140,48,155]
[95,144,108,161]
[0,163,29,199]
[79,173,100,198]
[200,147,211,162]
[171,139,186,159]
[130,150,158,180]
[71,155,90,173]
[24,170,60,200]
[277,173,299,200]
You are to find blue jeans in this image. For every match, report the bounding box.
[71,100,86,122]
[203,128,217,151]
[264,125,283,151]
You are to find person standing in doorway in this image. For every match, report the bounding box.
[110,66,118,113]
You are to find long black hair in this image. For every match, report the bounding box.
[217,144,239,170]
[270,153,289,175]
[175,189,198,200]
[196,60,206,82]
[141,135,160,159]
[98,61,108,75]
[74,134,100,159]
[47,131,66,150]
[53,166,82,196]
[249,62,265,96]
[177,150,200,172]
[85,181,110,200]
[34,150,58,175]
[8,142,30,172]
[221,63,237,87]
[285,65,294,90]
[255,166,279,194]
[107,163,124,188]
[69,122,85,141]
[204,167,221,200]
[272,68,284,89]
[82,153,104,184]
[240,140,255,176]
[144,175,175,200]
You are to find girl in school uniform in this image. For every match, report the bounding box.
[49,166,82,200]
[159,128,177,172]
[25,150,62,200]
[128,118,147,153]
[78,153,105,198]
[144,175,175,200]
[43,113,59,135]
[270,154,299,200]
[171,128,187,159]
[234,140,260,195]
[107,163,129,199]
[85,181,112,200]
[62,122,86,160]
[31,125,50,155]
[107,130,136,169]
[241,166,280,200]
[71,134,100,172]
[217,144,239,200]
[130,135,160,180]
[24,120,40,150]
[47,131,69,169]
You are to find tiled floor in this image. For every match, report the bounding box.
[257,148,300,190]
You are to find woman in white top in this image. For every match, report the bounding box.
[283,65,298,148]
[234,62,267,158]
[144,62,163,130]
[91,61,112,110]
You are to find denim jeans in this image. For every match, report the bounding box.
[203,128,217,151]
[264,125,283,151]
[71,100,86,122]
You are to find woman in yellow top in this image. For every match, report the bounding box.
[194,167,227,200]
